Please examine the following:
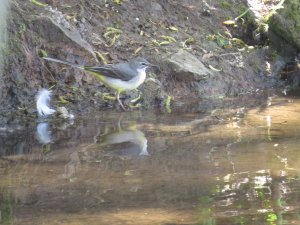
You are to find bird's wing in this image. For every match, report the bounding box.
[83,63,136,81]
[43,57,137,81]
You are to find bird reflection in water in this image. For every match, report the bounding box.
[98,121,148,158]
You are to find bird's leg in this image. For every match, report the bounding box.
[116,92,127,111]
[117,114,124,131]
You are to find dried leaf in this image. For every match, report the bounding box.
[134,47,143,55]
[160,35,176,42]
[165,95,172,113]
[31,0,47,7]
[159,41,171,46]
[95,51,108,64]
[209,65,222,72]
[223,20,236,25]
[58,96,69,104]
[169,26,178,32]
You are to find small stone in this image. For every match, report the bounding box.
[57,107,74,119]
[166,49,212,82]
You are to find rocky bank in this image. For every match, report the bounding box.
[0,0,296,123]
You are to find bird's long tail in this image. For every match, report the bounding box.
[43,57,84,70]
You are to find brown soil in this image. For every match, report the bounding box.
[2,0,283,123]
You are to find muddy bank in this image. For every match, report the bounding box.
[1,0,287,122]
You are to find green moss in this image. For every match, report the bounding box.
[18,23,26,34]
[220,1,231,9]
[269,0,300,47]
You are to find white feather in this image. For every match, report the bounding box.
[36,89,56,117]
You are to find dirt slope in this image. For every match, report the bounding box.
[1,0,282,122]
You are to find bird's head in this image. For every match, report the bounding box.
[130,57,152,70]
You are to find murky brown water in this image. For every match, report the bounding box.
[1,96,300,225]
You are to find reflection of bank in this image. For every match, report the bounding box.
[98,124,148,157]
[0,129,33,156]
[36,119,75,145]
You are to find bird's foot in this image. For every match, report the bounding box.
[128,90,143,109]
[102,93,127,110]
[117,97,128,111]
[128,103,142,109]
[130,92,142,105]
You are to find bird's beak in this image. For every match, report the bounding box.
[150,63,159,69]
[147,62,157,68]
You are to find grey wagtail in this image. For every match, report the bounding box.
[43,57,152,110]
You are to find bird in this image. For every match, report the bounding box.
[43,57,152,110]
[101,127,148,157]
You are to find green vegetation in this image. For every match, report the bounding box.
[165,95,172,113]
[220,1,231,9]
[266,213,277,224]
[30,0,47,7]
[103,27,122,47]
[263,0,285,23]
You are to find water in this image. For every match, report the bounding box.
[1,96,300,224]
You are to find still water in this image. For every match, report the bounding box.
[1,96,300,225]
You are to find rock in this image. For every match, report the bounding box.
[44,6,96,59]
[151,2,163,13]
[57,107,74,120]
[269,0,300,51]
[166,50,212,82]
